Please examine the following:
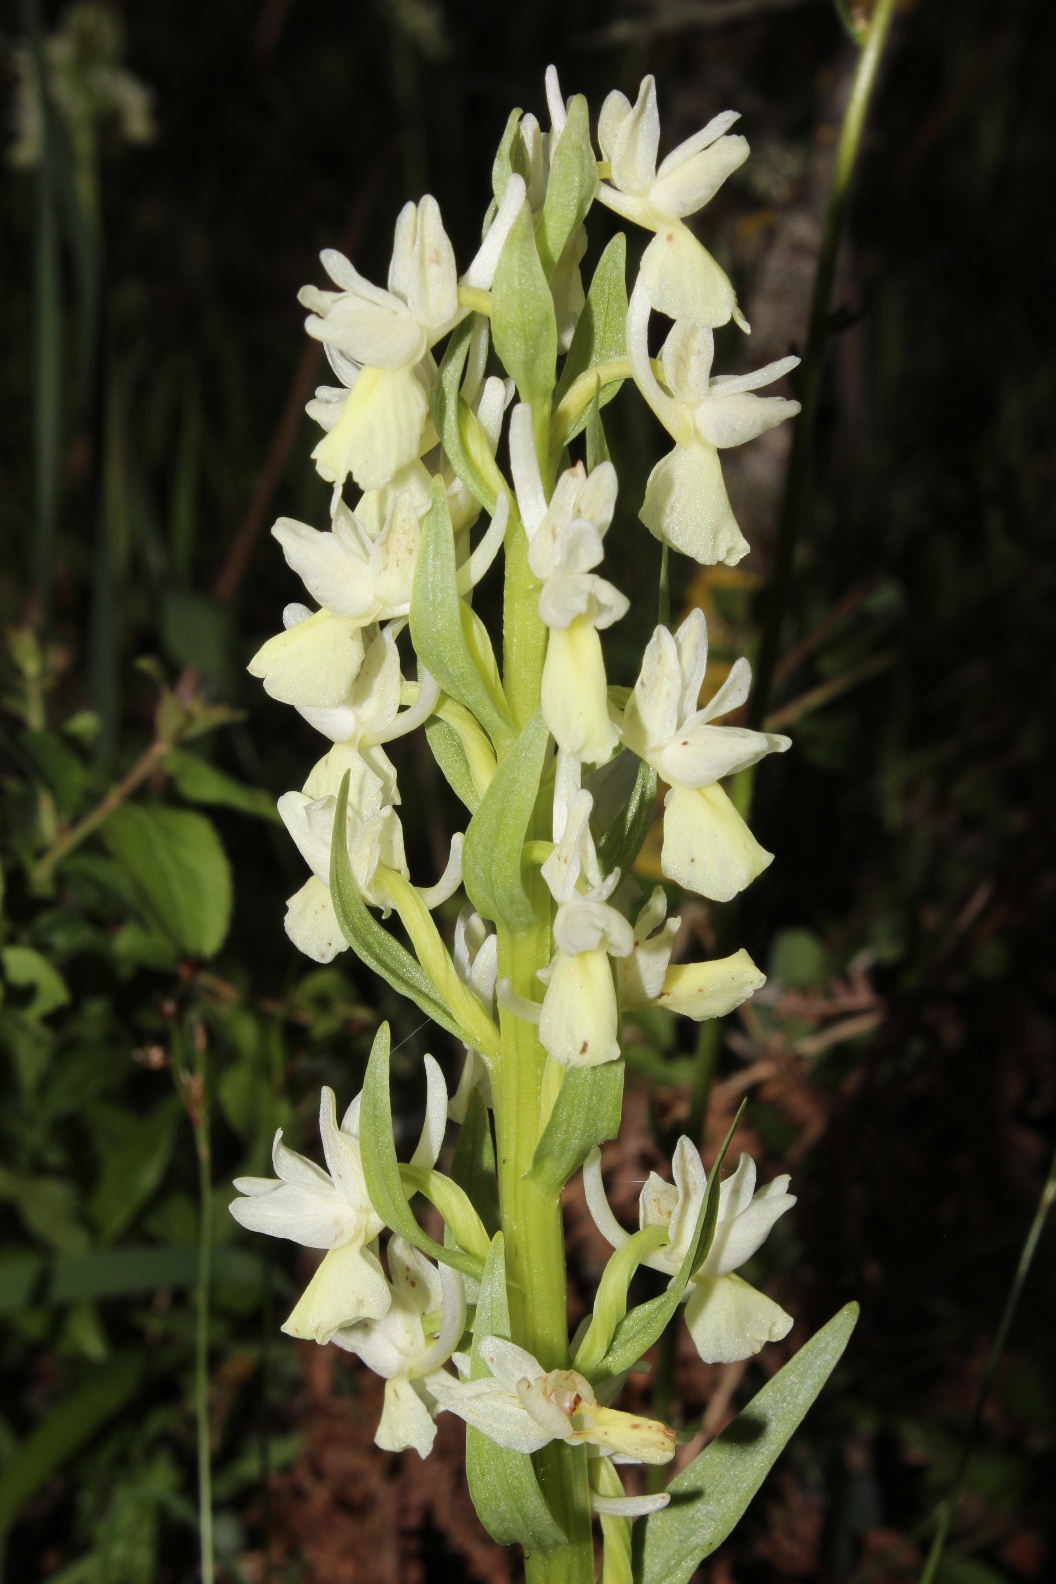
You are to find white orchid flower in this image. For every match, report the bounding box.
[301,183,525,491]
[429,1336,675,1463]
[584,1141,795,1364]
[293,624,440,762]
[533,769,633,1067]
[595,74,749,329]
[277,745,407,962]
[228,1062,446,1345]
[615,886,767,1021]
[627,281,800,566]
[509,404,627,764]
[272,489,424,627]
[623,609,790,901]
[247,601,367,710]
[332,1237,466,1459]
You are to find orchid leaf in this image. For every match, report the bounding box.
[359,1025,482,1281]
[528,1061,624,1195]
[492,201,557,406]
[638,1303,859,1584]
[463,712,549,930]
[411,480,512,747]
[537,95,597,276]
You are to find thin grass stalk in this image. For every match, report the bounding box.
[918,1142,1056,1584]
[193,1020,217,1584]
[24,0,62,633]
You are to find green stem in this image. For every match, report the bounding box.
[192,1024,216,1584]
[32,735,169,885]
[918,1142,1056,1584]
[749,0,900,732]
[495,428,594,1583]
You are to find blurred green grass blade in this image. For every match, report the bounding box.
[0,1244,267,1311]
[25,0,62,630]
[0,1353,145,1547]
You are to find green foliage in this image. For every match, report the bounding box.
[410,481,512,746]
[536,96,598,276]
[359,1024,483,1280]
[463,711,549,930]
[528,1062,624,1195]
[101,805,233,958]
[491,200,558,406]
[638,1303,859,1584]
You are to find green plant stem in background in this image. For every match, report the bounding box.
[32,734,168,886]
[25,0,62,633]
[174,1020,217,1584]
[918,1141,1056,1584]
[748,0,900,734]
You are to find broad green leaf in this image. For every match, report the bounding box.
[160,589,233,682]
[411,480,512,746]
[425,717,479,812]
[0,1167,87,1252]
[528,1062,624,1195]
[463,712,549,930]
[492,201,557,406]
[537,95,598,276]
[0,1244,264,1312]
[359,1025,482,1281]
[449,1088,500,1236]
[0,945,69,1019]
[0,1353,145,1542]
[87,1097,182,1240]
[590,1103,745,1387]
[100,805,232,958]
[596,754,658,875]
[330,774,470,1046]
[165,749,280,822]
[556,232,628,408]
[638,1303,859,1584]
[19,729,87,818]
[435,318,500,513]
[465,1235,567,1554]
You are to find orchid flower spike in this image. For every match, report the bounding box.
[584,1141,796,1363]
[623,608,790,901]
[627,279,800,566]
